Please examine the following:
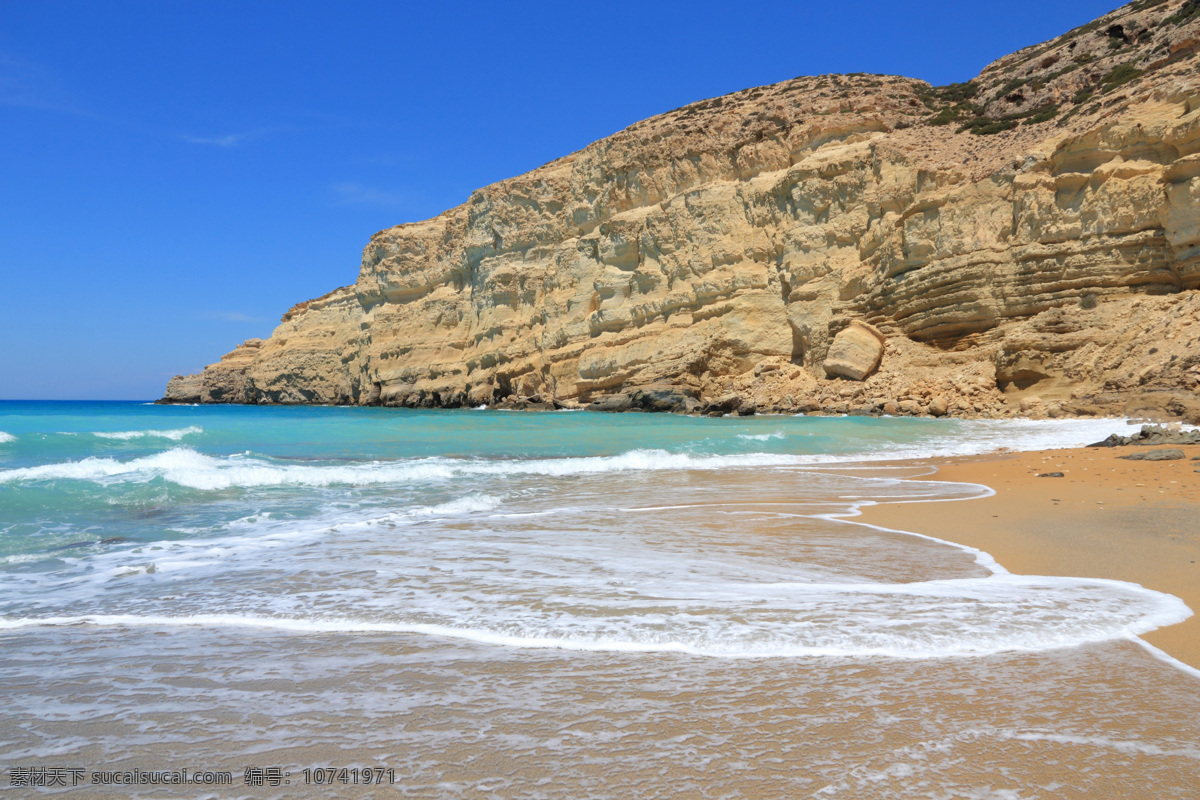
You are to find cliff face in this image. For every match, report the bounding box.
[164,1,1200,421]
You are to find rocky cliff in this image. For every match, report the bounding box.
[163,1,1200,421]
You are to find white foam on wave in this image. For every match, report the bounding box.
[0,418,1150,492]
[0,573,1189,660]
[737,431,785,441]
[0,447,815,490]
[410,494,503,517]
[1,445,938,490]
[0,431,15,443]
[91,426,202,441]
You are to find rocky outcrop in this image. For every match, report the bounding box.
[163,2,1200,420]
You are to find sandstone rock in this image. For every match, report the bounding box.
[467,384,495,406]
[823,321,886,382]
[704,394,745,415]
[161,3,1200,419]
[161,373,203,404]
[928,396,949,417]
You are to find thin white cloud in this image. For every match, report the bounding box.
[332,182,417,208]
[181,126,293,147]
[0,52,94,116]
[182,133,247,147]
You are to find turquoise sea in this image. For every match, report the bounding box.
[1,401,1198,797]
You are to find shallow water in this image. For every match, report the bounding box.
[0,402,1196,797]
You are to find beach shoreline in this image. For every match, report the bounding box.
[859,443,1200,670]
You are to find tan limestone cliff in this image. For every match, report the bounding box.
[163,1,1200,421]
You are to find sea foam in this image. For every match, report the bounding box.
[0,574,1187,659]
[737,431,785,441]
[0,418,1138,491]
[91,426,202,441]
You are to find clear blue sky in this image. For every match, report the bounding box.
[1,1,1120,400]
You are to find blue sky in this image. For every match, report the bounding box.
[0,1,1120,400]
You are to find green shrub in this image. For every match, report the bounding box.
[1164,0,1200,25]
[1102,62,1144,91]
[958,117,1020,135]
[1023,104,1060,125]
[927,108,959,126]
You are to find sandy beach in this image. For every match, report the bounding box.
[861,442,1200,670]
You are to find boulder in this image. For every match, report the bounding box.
[1117,449,1186,461]
[823,321,886,381]
[703,394,745,416]
[586,394,633,413]
[629,387,697,413]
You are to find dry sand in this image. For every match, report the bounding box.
[860,444,1200,669]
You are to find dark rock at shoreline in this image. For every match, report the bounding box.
[1086,426,1200,448]
[1117,449,1186,461]
[584,387,699,414]
[586,394,634,413]
[1037,472,1065,477]
[703,394,745,416]
[629,387,699,414]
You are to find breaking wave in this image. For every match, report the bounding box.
[91,426,203,441]
[0,418,1138,492]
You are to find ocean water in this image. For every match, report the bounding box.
[0,401,1197,798]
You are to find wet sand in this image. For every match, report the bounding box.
[861,443,1200,669]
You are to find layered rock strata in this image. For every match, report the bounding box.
[164,1,1200,421]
